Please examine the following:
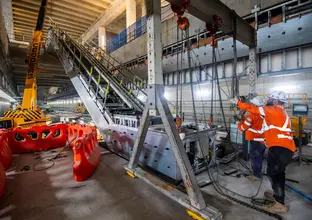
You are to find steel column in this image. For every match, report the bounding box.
[146,0,162,116]
[127,105,150,169]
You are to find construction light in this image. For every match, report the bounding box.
[164,92,170,100]
[137,93,146,102]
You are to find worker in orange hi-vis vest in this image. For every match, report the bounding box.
[230,91,295,214]
[238,96,266,182]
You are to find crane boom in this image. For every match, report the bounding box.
[0,0,50,128]
[22,0,47,110]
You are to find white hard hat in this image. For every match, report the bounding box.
[268,91,288,103]
[250,96,266,106]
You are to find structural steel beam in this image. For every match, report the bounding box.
[81,0,126,42]
[166,0,256,47]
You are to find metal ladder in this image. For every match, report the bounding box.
[46,26,147,125]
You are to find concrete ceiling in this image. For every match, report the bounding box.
[8,0,283,90]
[12,0,116,42]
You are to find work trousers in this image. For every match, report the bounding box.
[249,140,266,178]
[267,146,294,204]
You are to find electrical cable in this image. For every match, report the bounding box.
[33,136,77,171]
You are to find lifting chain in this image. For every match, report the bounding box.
[171,0,191,30]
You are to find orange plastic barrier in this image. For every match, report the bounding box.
[0,162,6,198]
[0,130,12,170]
[68,124,100,181]
[8,124,68,153]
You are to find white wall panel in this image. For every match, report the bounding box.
[271,52,282,72]
[302,47,312,67]
[217,64,223,78]
[237,60,244,75]
[168,74,173,85]
[201,69,206,81]
[224,62,233,78]
[285,49,298,69]
[185,71,190,83]
[260,55,268,73]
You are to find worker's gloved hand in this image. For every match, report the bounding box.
[229,97,239,105]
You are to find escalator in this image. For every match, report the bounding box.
[46,25,216,182]
[46,25,147,128]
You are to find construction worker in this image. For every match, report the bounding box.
[231,91,295,214]
[237,96,266,181]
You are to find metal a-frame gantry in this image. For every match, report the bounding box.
[124,0,257,219]
[124,0,221,219]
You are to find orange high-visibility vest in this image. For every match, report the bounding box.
[238,113,264,142]
[238,101,296,152]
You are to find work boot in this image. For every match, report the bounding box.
[264,190,275,202]
[247,175,261,182]
[265,201,288,214]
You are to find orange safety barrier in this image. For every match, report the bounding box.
[68,124,100,181]
[0,162,5,198]
[8,124,68,153]
[0,130,12,170]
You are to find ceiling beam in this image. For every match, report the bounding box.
[12,1,96,22]
[59,0,108,13]
[14,16,87,32]
[47,0,101,18]
[13,10,90,30]
[82,0,112,8]
[13,7,92,26]
[81,0,126,41]
[13,21,84,36]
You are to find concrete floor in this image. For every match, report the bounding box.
[0,146,311,220]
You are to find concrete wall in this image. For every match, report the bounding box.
[111,13,205,63]
[222,0,283,16]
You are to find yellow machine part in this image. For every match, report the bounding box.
[291,117,308,138]
[74,103,86,113]
[3,109,51,128]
